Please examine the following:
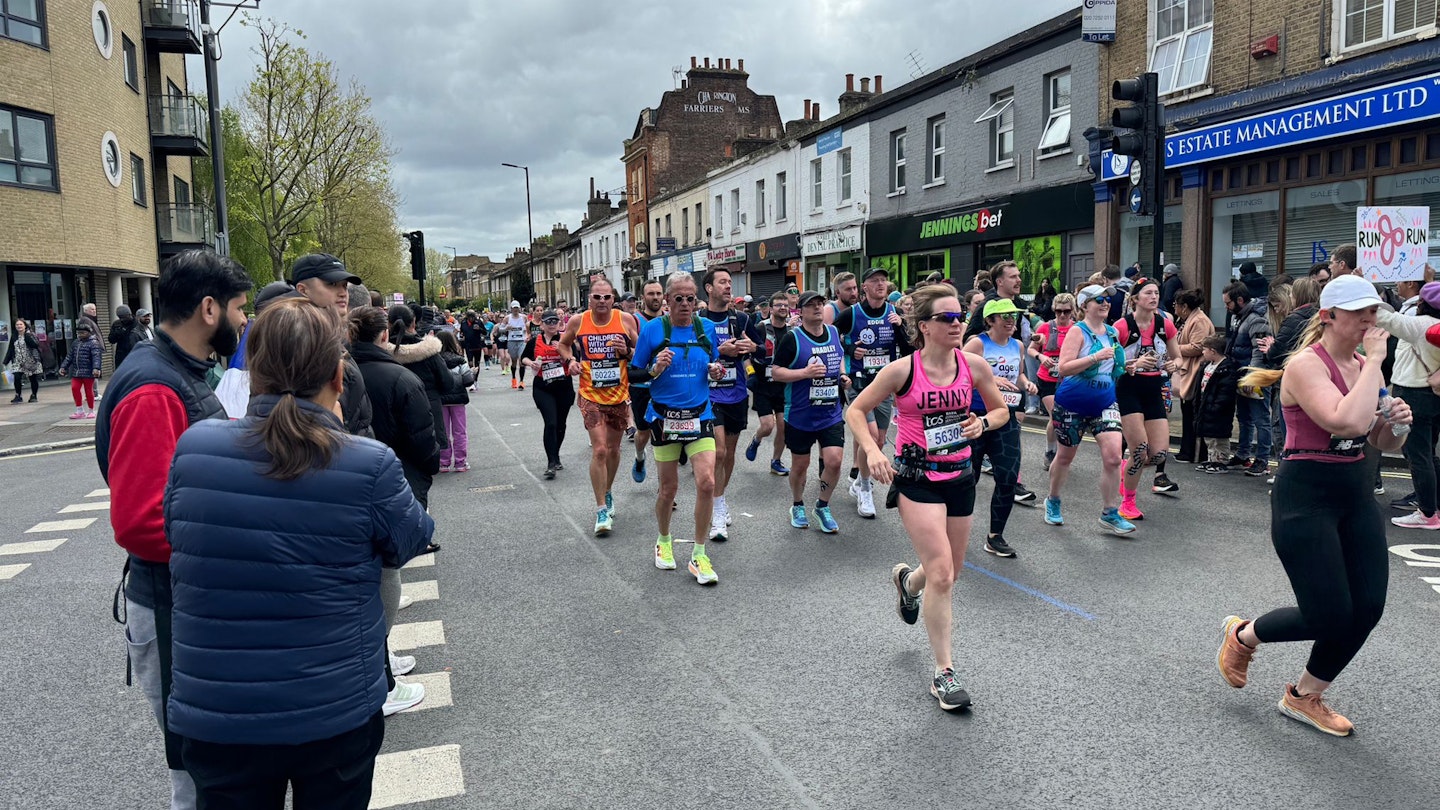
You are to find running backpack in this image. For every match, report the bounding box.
[658,316,712,356]
[1121,312,1170,348]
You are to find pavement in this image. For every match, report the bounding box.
[1,363,1437,809]
[0,377,104,456]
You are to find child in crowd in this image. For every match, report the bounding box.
[61,321,103,419]
[1195,334,1241,473]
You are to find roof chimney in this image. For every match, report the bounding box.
[690,56,697,68]
[704,57,711,68]
[875,75,883,94]
[803,99,812,119]
[846,74,855,92]
[738,58,744,71]
[811,101,820,120]
[860,77,870,93]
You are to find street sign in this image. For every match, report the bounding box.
[1129,160,1143,186]
[1130,188,1144,214]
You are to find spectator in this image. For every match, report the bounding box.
[1223,281,1272,476]
[1379,281,1440,529]
[352,307,441,506]
[348,283,372,313]
[1329,243,1358,277]
[164,297,433,810]
[79,302,100,337]
[1307,261,1331,286]
[5,319,42,402]
[292,257,374,439]
[1159,263,1183,313]
[109,305,145,371]
[1101,264,1126,324]
[1032,278,1057,321]
[387,304,455,453]
[1170,289,1215,463]
[61,320,102,418]
[135,308,156,340]
[435,330,473,472]
[1194,334,1242,473]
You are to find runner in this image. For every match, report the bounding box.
[772,290,851,533]
[558,277,637,535]
[629,273,726,584]
[1114,278,1182,521]
[834,267,909,518]
[504,301,528,389]
[629,281,665,483]
[699,267,762,541]
[521,309,576,479]
[824,271,858,326]
[845,283,1009,711]
[1218,275,1410,736]
[1045,284,1134,535]
[1027,292,1076,471]
[746,291,792,476]
[962,298,1036,558]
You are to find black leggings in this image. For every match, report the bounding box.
[13,372,39,399]
[970,416,1021,536]
[533,383,574,466]
[1252,458,1388,682]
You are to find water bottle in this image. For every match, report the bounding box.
[1381,394,1410,437]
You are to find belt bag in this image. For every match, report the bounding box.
[656,403,704,442]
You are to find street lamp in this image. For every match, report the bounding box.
[500,162,535,305]
[443,245,457,301]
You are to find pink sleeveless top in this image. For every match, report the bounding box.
[895,348,974,482]
[1281,344,1368,464]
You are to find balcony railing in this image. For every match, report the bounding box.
[157,204,216,249]
[149,94,210,155]
[141,0,202,54]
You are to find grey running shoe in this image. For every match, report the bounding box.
[931,668,972,711]
[890,563,921,625]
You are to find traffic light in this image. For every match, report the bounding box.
[1111,73,1161,215]
[405,230,426,281]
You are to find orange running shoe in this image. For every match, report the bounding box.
[1217,615,1256,688]
[510,378,518,389]
[1278,685,1354,736]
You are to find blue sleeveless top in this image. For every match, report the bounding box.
[783,325,845,431]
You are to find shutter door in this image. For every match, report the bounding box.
[1283,181,1366,274]
[749,270,784,303]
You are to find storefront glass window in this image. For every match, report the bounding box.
[1373,167,1440,267]
[1283,179,1366,273]
[1119,205,1183,276]
[1013,234,1062,295]
[980,242,1013,276]
[1211,191,1280,296]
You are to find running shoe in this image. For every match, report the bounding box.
[543,467,556,481]
[1151,473,1178,494]
[813,505,839,534]
[856,485,877,519]
[931,668,972,712]
[605,490,616,517]
[1202,462,1229,474]
[593,507,613,536]
[1217,615,1255,689]
[1119,500,1144,521]
[1391,510,1440,529]
[980,457,993,476]
[1013,483,1037,505]
[1373,480,1387,495]
[517,382,525,391]
[453,462,470,472]
[1244,459,1269,477]
[1278,685,1353,737]
[624,425,636,440]
[1044,497,1064,526]
[1224,454,1249,468]
[890,563,922,624]
[382,680,426,716]
[790,505,809,529]
[654,536,676,570]
[510,378,518,389]
[984,534,1017,558]
[770,459,790,476]
[398,594,415,610]
[709,506,728,542]
[1099,507,1136,535]
[745,438,760,462]
[632,457,646,483]
[1391,491,1419,511]
[554,462,565,471]
[721,497,733,526]
[389,652,416,677]
[1043,449,1056,472]
[688,552,718,585]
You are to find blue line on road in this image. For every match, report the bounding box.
[963,562,1099,621]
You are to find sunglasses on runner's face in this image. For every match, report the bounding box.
[926,312,966,323]
[672,294,699,304]
[590,293,613,301]
[994,313,1017,321]
[1054,308,1074,316]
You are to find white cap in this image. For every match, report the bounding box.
[509,300,521,309]
[1319,275,1388,312]
[1077,284,1109,308]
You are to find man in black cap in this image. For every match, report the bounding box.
[291,253,362,316]
[109,304,145,371]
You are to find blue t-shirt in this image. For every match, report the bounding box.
[630,316,720,421]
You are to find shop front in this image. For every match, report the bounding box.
[703,244,747,296]
[2,266,98,377]
[744,234,801,303]
[800,225,863,294]
[648,247,707,286]
[866,181,1094,293]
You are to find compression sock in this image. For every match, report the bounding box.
[816,499,829,510]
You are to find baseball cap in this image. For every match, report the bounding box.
[135,308,150,318]
[290,253,361,286]
[618,292,637,303]
[254,281,304,314]
[1320,274,1388,311]
[796,290,827,308]
[1077,284,1111,308]
[542,309,561,323]
[983,298,1021,318]
[509,300,521,309]
[863,266,889,281]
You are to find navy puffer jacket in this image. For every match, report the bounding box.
[164,395,434,745]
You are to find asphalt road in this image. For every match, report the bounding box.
[1,364,1437,810]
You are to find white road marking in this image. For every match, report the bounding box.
[0,421,19,427]
[402,555,434,569]
[398,671,452,713]
[58,501,109,513]
[369,744,465,808]
[85,489,110,498]
[740,512,754,518]
[400,580,438,603]
[0,538,67,556]
[27,518,96,533]
[48,419,97,428]
[388,621,445,650]
[0,563,32,580]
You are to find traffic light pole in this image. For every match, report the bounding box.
[1152,103,1165,278]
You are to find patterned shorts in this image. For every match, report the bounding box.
[578,397,630,433]
[1051,402,1122,448]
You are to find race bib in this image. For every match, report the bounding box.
[1102,406,1121,423]
[1001,390,1023,409]
[710,363,738,388]
[923,410,967,454]
[810,377,838,405]
[541,361,564,382]
[590,359,621,388]
[509,330,525,342]
[660,406,703,441]
[863,353,888,371]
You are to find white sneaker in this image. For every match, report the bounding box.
[856,486,876,518]
[382,679,425,715]
[848,479,862,500]
[1391,510,1440,530]
[389,652,416,676]
[398,593,415,610]
[710,506,728,540]
[723,498,733,526]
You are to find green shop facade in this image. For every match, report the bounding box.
[866,181,1096,294]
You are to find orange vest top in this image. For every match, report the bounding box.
[576,310,630,404]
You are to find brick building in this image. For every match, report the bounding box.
[1,0,212,373]
[621,57,782,262]
[1094,0,1440,318]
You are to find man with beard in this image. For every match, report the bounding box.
[824,271,859,326]
[95,250,252,810]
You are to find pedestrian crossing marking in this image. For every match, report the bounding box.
[26,518,96,533]
[0,564,31,580]
[59,501,109,513]
[369,744,464,808]
[85,489,109,498]
[402,555,434,569]
[398,671,452,713]
[388,621,445,650]
[400,580,438,603]
[0,538,66,556]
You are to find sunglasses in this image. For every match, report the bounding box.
[1053,309,1075,315]
[590,294,613,301]
[926,312,966,324]
[672,294,699,304]
[993,313,1017,321]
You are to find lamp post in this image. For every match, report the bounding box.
[500,162,535,305]
[443,245,457,302]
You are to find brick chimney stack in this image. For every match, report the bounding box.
[839,72,874,116]
[875,75,883,94]
[586,177,611,224]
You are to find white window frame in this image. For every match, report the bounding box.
[682,207,690,245]
[755,178,766,225]
[1149,0,1214,95]
[730,188,740,231]
[837,148,853,203]
[926,116,945,184]
[889,130,907,194]
[664,213,671,238]
[979,91,1014,168]
[810,157,823,211]
[776,172,787,221]
[1039,70,1072,154]
[1338,0,1438,52]
[714,194,723,236]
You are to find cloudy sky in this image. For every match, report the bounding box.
[204,0,1078,263]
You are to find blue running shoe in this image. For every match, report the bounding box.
[632,458,646,483]
[770,459,790,476]
[1100,507,1136,535]
[790,505,809,529]
[813,505,839,534]
[745,438,760,462]
[1044,497,1064,526]
[593,507,613,536]
[605,490,616,517]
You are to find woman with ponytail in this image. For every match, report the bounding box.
[161,298,435,808]
[1218,275,1411,737]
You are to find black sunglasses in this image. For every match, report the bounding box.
[926,311,966,323]
[1053,308,1075,315]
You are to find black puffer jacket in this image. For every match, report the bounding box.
[350,340,440,499]
[1196,357,1242,440]
[439,350,471,406]
[108,318,146,371]
[340,354,375,439]
[391,332,454,449]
